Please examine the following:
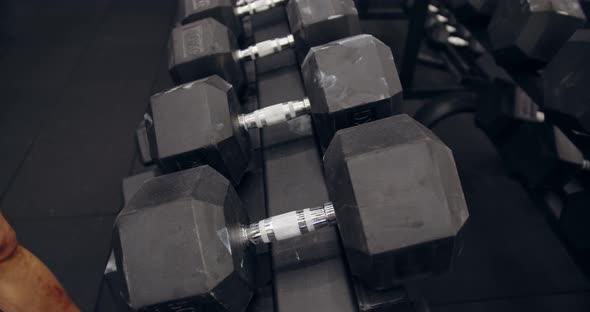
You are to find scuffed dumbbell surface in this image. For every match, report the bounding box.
[302,34,402,149]
[113,160,254,311]
[286,0,361,56]
[488,0,586,69]
[324,115,469,289]
[146,75,250,184]
[543,29,590,135]
[169,18,246,90]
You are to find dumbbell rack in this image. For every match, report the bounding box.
[241,8,424,312]
[418,1,590,282]
[110,4,429,312]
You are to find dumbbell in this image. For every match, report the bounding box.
[170,0,361,90]
[476,79,589,188]
[487,0,586,70]
[425,3,483,52]
[499,122,590,188]
[544,180,590,251]
[169,18,294,92]
[148,34,402,184]
[426,3,458,26]
[177,0,286,36]
[476,80,545,144]
[176,0,360,50]
[113,114,470,311]
[542,29,590,135]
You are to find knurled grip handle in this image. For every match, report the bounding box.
[234,0,286,16]
[244,203,336,245]
[236,35,295,61]
[238,98,311,130]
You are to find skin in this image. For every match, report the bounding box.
[0,213,79,312]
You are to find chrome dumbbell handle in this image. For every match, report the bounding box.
[234,0,286,16]
[235,35,295,61]
[243,202,336,245]
[238,98,310,130]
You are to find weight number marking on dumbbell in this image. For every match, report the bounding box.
[182,25,204,56]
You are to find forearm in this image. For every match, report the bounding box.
[0,214,79,312]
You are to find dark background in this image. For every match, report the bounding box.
[0,1,589,311]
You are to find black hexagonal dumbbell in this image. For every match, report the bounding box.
[113,114,469,311]
[177,0,360,42]
[177,0,286,37]
[487,0,586,70]
[168,17,295,92]
[499,122,590,188]
[425,3,480,51]
[170,0,361,90]
[475,80,545,145]
[148,34,403,184]
[542,29,590,135]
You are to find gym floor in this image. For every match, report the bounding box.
[0,1,589,311]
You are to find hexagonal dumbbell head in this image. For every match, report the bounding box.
[543,29,590,135]
[169,18,246,91]
[302,34,403,150]
[488,0,586,69]
[287,0,361,58]
[476,80,544,144]
[500,122,588,188]
[113,166,255,311]
[323,115,469,289]
[146,75,250,184]
[177,0,242,37]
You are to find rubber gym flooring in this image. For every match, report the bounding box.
[0,1,589,311]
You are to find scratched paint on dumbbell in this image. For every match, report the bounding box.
[191,0,210,10]
[182,25,204,57]
[167,39,176,74]
[216,227,232,255]
[553,0,585,14]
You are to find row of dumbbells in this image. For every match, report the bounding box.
[441,1,590,251]
[420,0,590,189]
[111,1,470,311]
[458,0,590,189]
